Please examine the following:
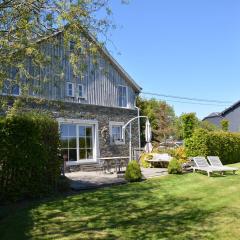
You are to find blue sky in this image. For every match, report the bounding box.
[106,0,240,119]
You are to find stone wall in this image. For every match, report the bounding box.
[0,96,140,159]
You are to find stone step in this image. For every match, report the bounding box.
[80,164,103,172]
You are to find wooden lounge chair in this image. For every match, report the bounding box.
[192,157,226,177]
[207,156,238,175]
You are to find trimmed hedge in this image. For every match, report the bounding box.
[185,128,240,164]
[0,112,61,201]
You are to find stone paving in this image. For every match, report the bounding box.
[66,168,168,190]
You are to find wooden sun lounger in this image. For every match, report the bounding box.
[192,157,226,177]
[207,156,238,175]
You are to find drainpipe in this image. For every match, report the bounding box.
[134,98,141,150]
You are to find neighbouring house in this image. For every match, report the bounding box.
[0,31,142,171]
[203,101,240,132]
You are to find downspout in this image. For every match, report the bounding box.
[134,97,141,150]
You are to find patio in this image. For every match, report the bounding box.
[66,168,168,190]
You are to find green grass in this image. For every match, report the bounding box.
[1,163,240,240]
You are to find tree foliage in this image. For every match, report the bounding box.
[176,113,217,140]
[179,113,199,140]
[137,97,177,144]
[0,0,125,92]
[221,119,229,132]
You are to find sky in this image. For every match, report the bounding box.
[105,0,240,119]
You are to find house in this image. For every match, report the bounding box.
[203,101,240,132]
[0,32,142,171]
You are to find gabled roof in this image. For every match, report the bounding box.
[202,112,221,121]
[221,100,240,116]
[203,100,240,121]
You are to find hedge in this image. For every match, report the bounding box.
[0,112,61,201]
[185,128,240,164]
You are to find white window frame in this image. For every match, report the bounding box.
[1,80,21,96]
[117,85,128,108]
[12,84,21,96]
[109,121,125,145]
[66,82,74,97]
[77,84,85,98]
[58,118,99,166]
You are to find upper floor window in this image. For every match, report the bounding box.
[66,82,74,97]
[2,80,20,96]
[77,84,85,98]
[118,85,127,107]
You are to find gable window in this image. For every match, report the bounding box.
[66,82,74,97]
[2,80,20,96]
[110,121,125,145]
[77,84,85,98]
[118,85,128,107]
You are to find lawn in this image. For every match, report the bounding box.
[1,164,240,240]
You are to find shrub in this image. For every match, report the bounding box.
[171,146,188,163]
[185,128,240,164]
[139,153,152,168]
[125,160,142,182]
[0,112,61,201]
[168,158,182,174]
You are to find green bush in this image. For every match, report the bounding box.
[0,112,61,201]
[125,160,142,182]
[139,153,152,168]
[185,128,240,164]
[168,158,182,174]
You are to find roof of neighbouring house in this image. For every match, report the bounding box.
[221,100,240,116]
[203,100,240,121]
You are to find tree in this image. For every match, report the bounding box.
[199,120,218,132]
[137,97,177,145]
[0,0,125,93]
[221,119,229,132]
[176,114,219,140]
[180,113,199,140]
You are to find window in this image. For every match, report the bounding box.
[79,126,93,160]
[77,84,85,98]
[66,82,74,97]
[2,80,20,96]
[60,124,77,161]
[12,84,20,96]
[118,85,127,107]
[110,122,125,144]
[60,123,95,162]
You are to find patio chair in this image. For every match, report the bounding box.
[207,156,238,174]
[192,157,225,177]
